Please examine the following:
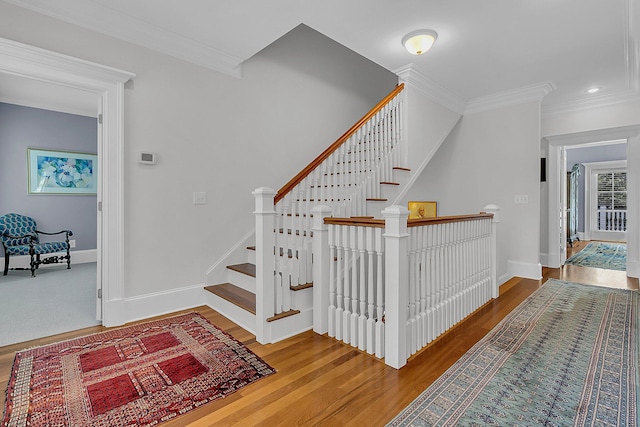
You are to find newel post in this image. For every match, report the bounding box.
[312,205,333,334]
[253,187,276,344]
[383,205,410,369]
[483,204,501,299]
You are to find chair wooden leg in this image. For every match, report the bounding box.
[3,254,8,276]
[30,253,37,277]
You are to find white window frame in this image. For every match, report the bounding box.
[583,160,627,242]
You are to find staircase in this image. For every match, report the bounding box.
[203,166,411,340]
[203,84,407,343]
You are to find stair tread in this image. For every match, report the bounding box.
[267,309,300,322]
[227,263,256,277]
[367,198,388,201]
[205,283,256,314]
[393,166,410,171]
[290,282,313,291]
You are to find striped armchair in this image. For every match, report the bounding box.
[0,213,73,277]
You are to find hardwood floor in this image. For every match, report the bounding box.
[1,255,637,426]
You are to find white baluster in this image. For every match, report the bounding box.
[366,227,375,355]
[327,224,336,337]
[342,224,351,344]
[335,225,344,341]
[408,228,417,355]
[375,227,384,358]
[350,226,359,347]
[357,226,367,351]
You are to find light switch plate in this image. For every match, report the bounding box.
[193,192,207,205]
[514,195,529,204]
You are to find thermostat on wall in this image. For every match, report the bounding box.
[138,152,156,165]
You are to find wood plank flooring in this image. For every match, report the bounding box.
[1,249,637,426]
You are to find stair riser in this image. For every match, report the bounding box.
[204,290,256,335]
[247,248,256,265]
[366,199,389,218]
[380,185,400,203]
[267,307,314,343]
[289,286,313,311]
[227,269,256,293]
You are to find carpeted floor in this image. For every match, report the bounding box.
[565,241,627,271]
[2,312,276,427]
[387,279,638,426]
[0,262,99,346]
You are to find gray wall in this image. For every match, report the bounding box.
[0,102,97,250]
[566,143,627,232]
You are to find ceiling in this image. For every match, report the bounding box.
[2,0,639,117]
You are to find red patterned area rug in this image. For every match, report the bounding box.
[2,312,275,426]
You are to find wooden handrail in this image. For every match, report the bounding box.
[324,212,493,229]
[274,83,405,205]
[324,217,386,228]
[407,213,493,227]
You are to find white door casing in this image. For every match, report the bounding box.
[545,125,640,277]
[0,38,135,325]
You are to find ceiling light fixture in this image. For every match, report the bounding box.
[402,30,438,55]
[586,87,600,94]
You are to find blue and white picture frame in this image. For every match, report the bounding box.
[28,148,97,195]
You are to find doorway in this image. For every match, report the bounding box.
[0,102,101,345]
[545,125,640,277]
[0,37,134,329]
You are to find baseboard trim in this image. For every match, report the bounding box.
[627,260,640,278]
[0,249,97,269]
[117,284,205,326]
[507,260,542,280]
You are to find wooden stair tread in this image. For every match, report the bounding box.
[267,309,300,322]
[247,245,255,251]
[290,282,313,291]
[226,263,256,277]
[380,181,400,185]
[366,198,388,201]
[205,283,256,314]
[393,166,410,171]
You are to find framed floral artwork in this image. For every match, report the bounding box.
[408,201,437,219]
[28,148,97,195]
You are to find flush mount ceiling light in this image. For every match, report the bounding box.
[402,29,438,55]
[586,87,600,94]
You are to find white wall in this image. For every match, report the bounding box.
[0,5,397,299]
[403,101,543,283]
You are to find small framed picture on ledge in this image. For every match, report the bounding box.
[408,201,437,219]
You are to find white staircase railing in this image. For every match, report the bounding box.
[253,85,405,343]
[312,205,500,369]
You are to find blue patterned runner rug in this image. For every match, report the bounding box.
[387,279,638,426]
[565,241,626,271]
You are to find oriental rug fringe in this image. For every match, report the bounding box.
[565,241,626,271]
[2,312,275,427]
[387,279,639,426]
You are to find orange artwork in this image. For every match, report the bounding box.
[408,201,437,219]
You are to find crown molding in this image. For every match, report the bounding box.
[4,0,244,78]
[393,64,467,114]
[542,90,640,118]
[0,37,135,84]
[464,81,556,115]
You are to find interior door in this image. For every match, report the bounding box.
[560,148,568,265]
[96,99,103,321]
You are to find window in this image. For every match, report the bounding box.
[596,171,627,231]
